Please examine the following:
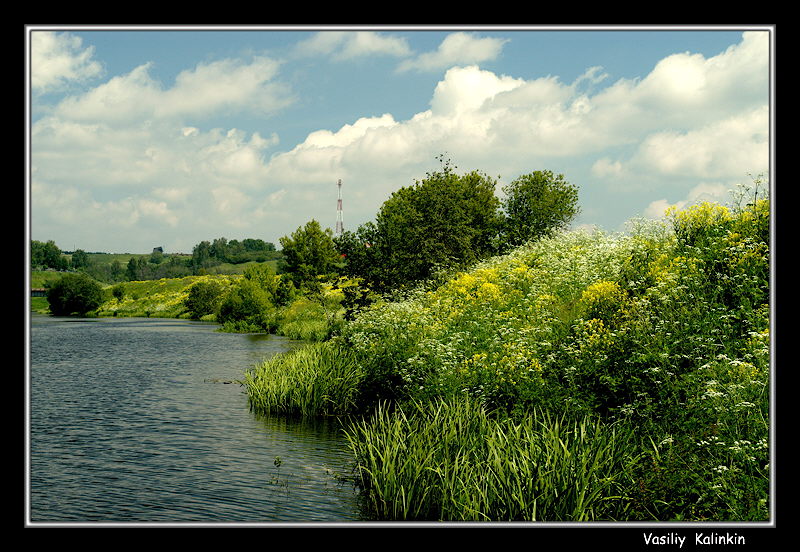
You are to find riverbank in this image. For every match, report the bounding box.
[244,197,771,522]
[30,272,345,343]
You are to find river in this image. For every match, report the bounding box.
[27,314,364,525]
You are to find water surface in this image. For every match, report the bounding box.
[28,315,362,524]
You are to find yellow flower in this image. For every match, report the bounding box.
[476,282,501,301]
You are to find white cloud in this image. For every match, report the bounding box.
[52,56,293,124]
[430,65,524,116]
[634,106,769,178]
[397,32,509,73]
[643,198,676,219]
[644,181,731,219]
[294,31,411,60]
[30,31,103,93]
[591,158,625,179]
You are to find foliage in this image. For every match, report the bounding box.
[46,272,104,316]
[369,161,503,290]
[244,341,365,417]
[70,249,90,270]
[333,222,383,290]
[279,219,340,290]
[331,176,770,521]
[242,263,297,306]
[31,240,68,271]
[95,274,238,319]
[276,280,348,341]
[111,284,125,301]
[217,278,277,332]
[191,236,279,269]
[184,280,225,319]
[500,170,580,249]
[335,162,581,294]
[345,398,642,521]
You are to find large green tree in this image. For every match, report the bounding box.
[370,163,502,289]
[70,249,90,270]
[500,170,580,249]
[279,219,340,289]
[46,273,104,316]
[217,279,274,330]
[333,222,382,286]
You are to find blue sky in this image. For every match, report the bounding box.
[27,25,772,254]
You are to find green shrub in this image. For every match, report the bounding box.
[184,280,225,319]
[111,284,125,301]
[217,279,276,331]
[46,273,104,316]
[335,184,770,521]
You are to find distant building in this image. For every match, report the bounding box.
[31,288,47,297]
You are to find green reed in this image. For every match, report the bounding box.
[244,341,364,417]
[344,398,642,521]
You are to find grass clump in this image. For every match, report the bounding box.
[345,398,642,521]
[244,341,365,417]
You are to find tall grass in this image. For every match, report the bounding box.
[344,398,642,521]
[244,341,364,417]
[276,297,342,341]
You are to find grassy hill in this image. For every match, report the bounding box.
[96,274,241,319]
[246,196,771,521]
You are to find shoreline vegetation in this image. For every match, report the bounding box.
[29,175,770,522]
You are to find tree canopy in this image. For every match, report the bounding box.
[376,165,502,287]
[500,170,580,249]
[335,163,580,293]
[46,273,104,316]
[31,240,68,271]
[279,219,340,290]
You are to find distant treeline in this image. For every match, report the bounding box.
[30,237,283,284]
[190,237,278,267]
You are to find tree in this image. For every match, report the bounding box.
[191,240,213,271]
[149,249,164,265]
[184,280,225,319]
[371,162,503,289]
[500,170,580,249]
[333,222,383,287]
[70,249,90,270]
[31,240,68,270]
[279,219,340,290]
[217,279,274,330]
[111,284,125,301]
[126,257,139,281]
[46,273,103,316]
[210,237,228,261]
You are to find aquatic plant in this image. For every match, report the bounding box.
[244,341,365,417]
[344,398,642,521]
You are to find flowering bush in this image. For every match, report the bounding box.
[337,178,770,520]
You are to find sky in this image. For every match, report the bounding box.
[26,25,773,254]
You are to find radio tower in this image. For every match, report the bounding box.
[335,179,344,237]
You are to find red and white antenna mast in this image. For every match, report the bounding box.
[335,179,344,237]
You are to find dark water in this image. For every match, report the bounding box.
[27,315,363,524]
